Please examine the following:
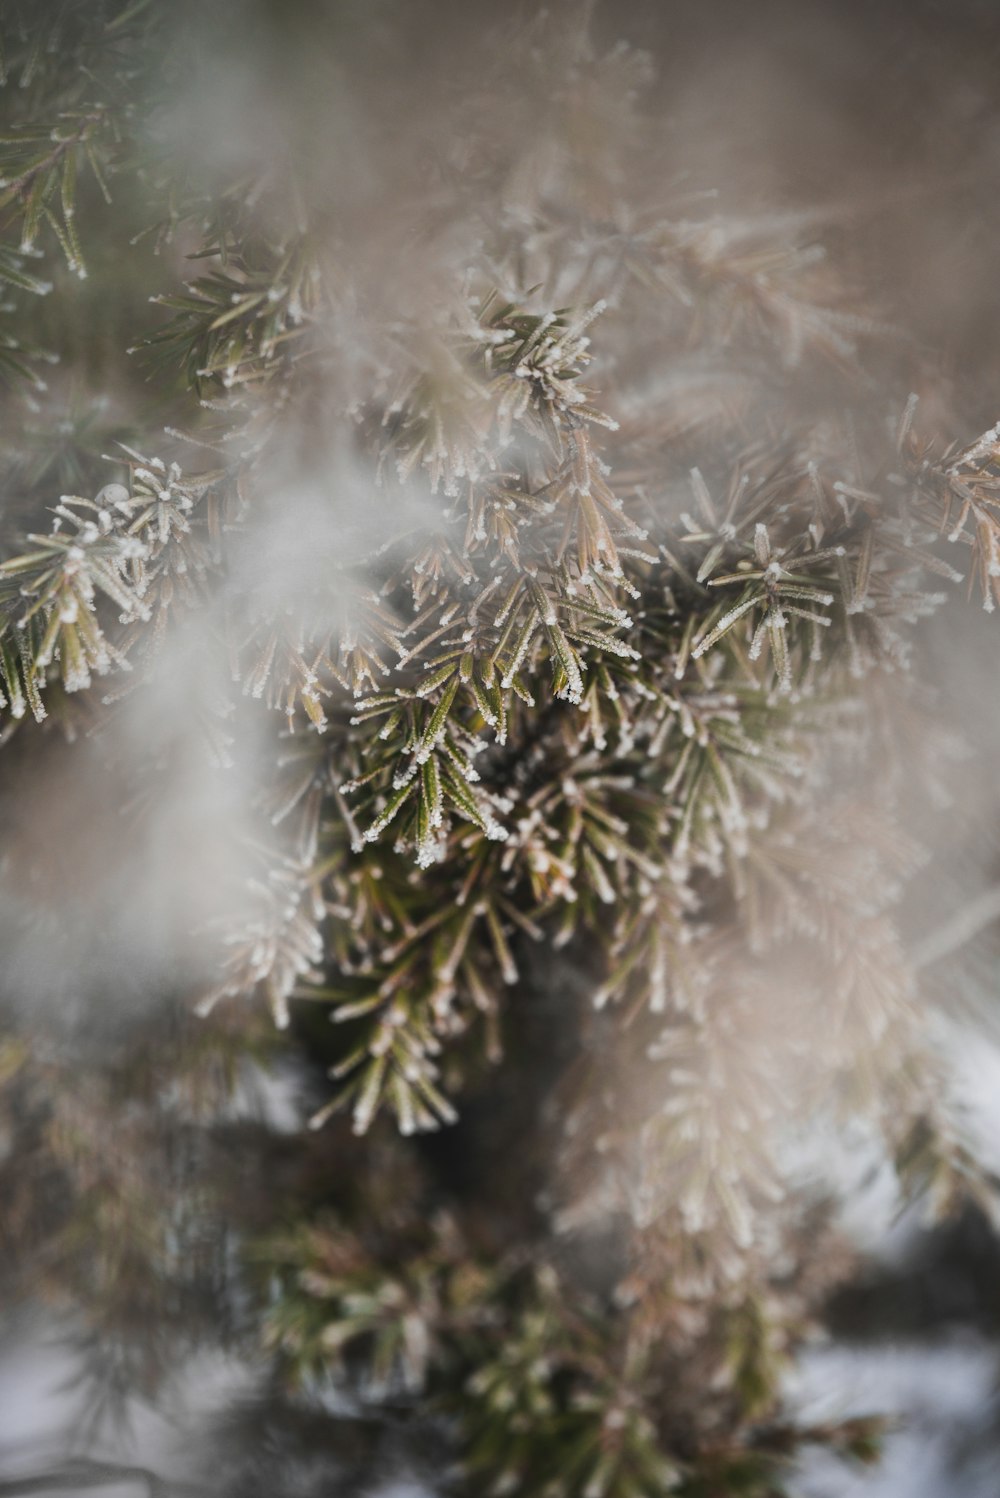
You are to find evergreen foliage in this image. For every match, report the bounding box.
[0,2,998,1493]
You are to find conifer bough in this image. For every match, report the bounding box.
[1,3,998,1494]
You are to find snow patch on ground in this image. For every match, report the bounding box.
[790,1336,1000,1497]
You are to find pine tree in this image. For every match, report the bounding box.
[1,2,999,1493]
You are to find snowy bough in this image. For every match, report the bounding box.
[0,3,999,1494]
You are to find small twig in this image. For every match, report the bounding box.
[913,883,1000,970]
